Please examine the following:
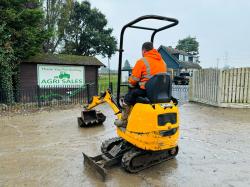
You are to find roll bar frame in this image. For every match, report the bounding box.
[116,15,179,107]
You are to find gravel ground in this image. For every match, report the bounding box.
[0,102,250,187]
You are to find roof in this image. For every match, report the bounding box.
[178,61,202,69]
[158,45,201,69]
[23,53,105,66]
[164,46,189,56]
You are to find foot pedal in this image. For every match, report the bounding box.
[109,144,122,157]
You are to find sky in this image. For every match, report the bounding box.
[86,0,250,69]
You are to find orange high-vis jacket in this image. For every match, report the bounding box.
[128,49,167,89]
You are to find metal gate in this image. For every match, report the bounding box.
[172,85,189,105]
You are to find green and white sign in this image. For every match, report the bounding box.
[37,64,85,87]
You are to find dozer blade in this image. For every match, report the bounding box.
[78,110,106,127]
[82,153,108,180]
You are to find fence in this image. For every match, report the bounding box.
[1,73,190,112]
[172,85,189,104]
[189,68,250,108]
[0,84,97,112]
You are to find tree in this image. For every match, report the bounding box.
[63,1,117,57]
[0,24,16,103]
[123,59,131,70]
[0,0,49,103]
[176,36,199,55]
[43,0,73,53]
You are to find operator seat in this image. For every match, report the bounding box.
[136,73,172,104]
[145,73,172,103]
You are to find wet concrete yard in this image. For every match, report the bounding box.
[0,103,250,187]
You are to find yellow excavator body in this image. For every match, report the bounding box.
[117,102,179,151]
[85,90,179,151]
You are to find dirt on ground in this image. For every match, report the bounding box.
[0,103,250,187]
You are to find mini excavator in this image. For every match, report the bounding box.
[82,15,180,179]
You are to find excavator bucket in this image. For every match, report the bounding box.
[78,110,106,127]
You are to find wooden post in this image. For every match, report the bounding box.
[214,69,218,103]
[232,68,237,103]
[188,77,193,101]
[224,70,229,103]
[235,68,240,103]
[229,69,233,103]
[243,68,249,103]
[239,68,244,103]
[247,68,250,103]
[217,70,223,106]
[197,70,202,99]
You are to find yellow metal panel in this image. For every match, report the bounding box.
[117,102,180,151]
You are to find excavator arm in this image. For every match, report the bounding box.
[85,90,122,120]
[78,89,122,127]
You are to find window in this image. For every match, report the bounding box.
[179,55,184,61]
[184,56,189,62]
[193,57,197,63]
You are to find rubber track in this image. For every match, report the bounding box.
[121,147,178,173]
[100,137,123,153]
